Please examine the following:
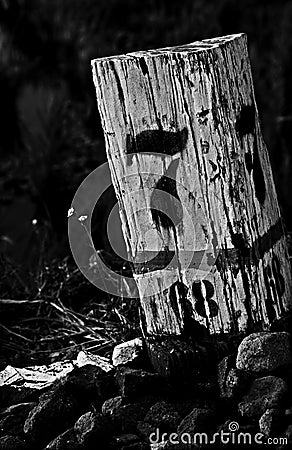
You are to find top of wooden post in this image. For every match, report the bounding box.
[91,33,245,64]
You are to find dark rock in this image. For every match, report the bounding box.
[0,435,26,450]
[64,364,117,405]
[271,313,292,333]
[137,421,156,441]
[0,385,40,409]
[23,382,82,446]
[177,407,216,434]
[217,356,250,400]
[238,376,288,419]
[112,338,145,368]
[236,332,292,374]
[116,368,165,399]
[146,338,208,378]
[110,402,153,433]
[172,402,201,420]
[0,402,36,437]
[0,402,36,418]
[45,428,80,449]
[24,365,116,446]
[144,402,181,432]
[74,411,112,449]
[259,408,283,437]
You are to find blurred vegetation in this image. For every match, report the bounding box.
[1,0,292,364]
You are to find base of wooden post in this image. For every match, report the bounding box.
[146,336,206,378]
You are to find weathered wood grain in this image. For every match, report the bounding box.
[92,34,292,336]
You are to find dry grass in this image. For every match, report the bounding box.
[0,255,140,368]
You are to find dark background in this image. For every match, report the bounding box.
[1,0,292,364]
[1,0,292,270]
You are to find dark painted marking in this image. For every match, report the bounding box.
[150,159,183,231]
[192,280,219,318]
[126,128,188,163]
[197,108,210,119]
[252,135,266,204]
[215,217,285,272]
[133,219,285,274]
[169,281,189,325]
[235,104,255,138]
[134,248,175,274]
[204,280,215,298]
[254,218,284,259]
[196,109,210,125]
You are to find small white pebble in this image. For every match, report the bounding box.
[67,207,75,218]
[78,215,88,222]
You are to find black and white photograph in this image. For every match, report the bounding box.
[1,1,292,448]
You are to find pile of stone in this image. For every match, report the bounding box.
[0,330,292,449]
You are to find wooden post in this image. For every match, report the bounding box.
[92,34,292,358]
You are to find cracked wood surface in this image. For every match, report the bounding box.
[92,33,292,336]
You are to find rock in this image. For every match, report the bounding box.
[74,411,112,449]
[144,402,181,432]
[238,376,288,418]
[102,396,125,416]
[177,407,216,434]
[102,396,155,433]
[63,364,117,405]
[0,402,36,418]
[76,350,114,372]
[110,402,153,433]
[0,435,26,450]
[0,385,39,409]
[112,338,145,367]
[146,338,205,378]
[236,332,292,374]
[0,351,113,410]
[259,408,282,437]
[217,356,250,399]
[0,402,36,436]
[137,421,157,441]
[23,382,82,446]
[45,428,80,449]
[116,368,165,399]
[271,313,292,333]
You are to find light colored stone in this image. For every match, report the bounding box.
[236,332,291,373]
[112,338,144,366]
[0,350,113,393]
